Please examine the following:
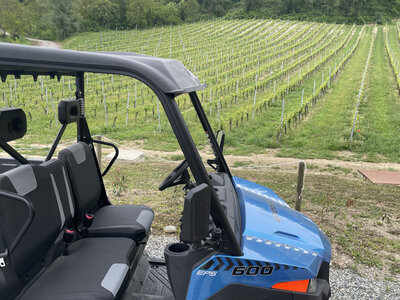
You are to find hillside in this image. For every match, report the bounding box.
[1,19,399,163]
[1,0,400,41]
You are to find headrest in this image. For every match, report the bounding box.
[58,99,80,125]
[0,107,27,142]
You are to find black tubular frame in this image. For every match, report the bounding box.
[0,138,29,165]
[45,124,67,161]
[92,139,119,177]
[189,92,232,178]
[75,73,112,209]
[0,190,34,254]
[73,71,242,256]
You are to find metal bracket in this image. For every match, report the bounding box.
[0,249,8,268]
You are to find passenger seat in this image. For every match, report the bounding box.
[0,160,136,300]
[58,142,153,241]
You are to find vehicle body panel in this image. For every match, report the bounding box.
[186,177,331,299]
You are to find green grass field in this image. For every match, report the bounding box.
[104,160,400,280]
[3,20,400,163]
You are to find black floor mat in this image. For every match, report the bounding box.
[141,264,173,296]
[123,256,174,299]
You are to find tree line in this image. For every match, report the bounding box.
[1,0,399,40]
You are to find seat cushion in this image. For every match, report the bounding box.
[20,237,136,300]
[88,205,154,241]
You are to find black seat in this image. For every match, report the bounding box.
[58,142,154,241]
[20,237,135,300]
[0,160,136,299]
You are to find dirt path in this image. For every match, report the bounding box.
[116,141,400,176]
[26,37,61,49]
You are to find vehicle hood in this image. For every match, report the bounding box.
[233,176,331,276]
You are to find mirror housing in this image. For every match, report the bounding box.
[58,99,80,125]
[180,183,211,246]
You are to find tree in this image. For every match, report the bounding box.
[178,0,201,21]
[126,0,179,28]
[88,0,119,29]
[126,0,156,28]
[37,0,82,40]
[0,0,33,38]
[201,0,228,17]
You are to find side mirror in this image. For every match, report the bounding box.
[180,183,211,246]
[216,130,225,153]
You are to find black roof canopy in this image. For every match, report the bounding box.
[0,43,205,95]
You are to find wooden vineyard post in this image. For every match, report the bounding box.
[134,82,137,108]
[279,98,285,139]
[104,95,108,127]
[328,68,331,88]
[68,78,71,98]
[157,98,161,132]
[51,92,56,123]
[209,87,212,116]
[295,161,306,212]
[252,74,258,120]
[45,87,49,114]
[4,91,7,107]
[126,92,130,125]
[313,80,316,95]
[273,81,276,103]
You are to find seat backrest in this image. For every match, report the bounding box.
[0,159,75,278]
[58,142,102,219]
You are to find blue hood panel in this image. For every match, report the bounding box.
[233,176,331,267]
[186,177,331,300]
[185,177,332,300]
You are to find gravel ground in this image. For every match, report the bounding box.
[146,235,400,300]
[330,269,400,300]
[145,235,179,259]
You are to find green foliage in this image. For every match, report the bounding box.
[86,0,120,30]
[126,0,183,28]
[0,0,36,38]
[36,0,82,40]
[178,0,201,21]
[2,0,400,40]
[229,0,400,24]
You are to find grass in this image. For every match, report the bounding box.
[277,27,373,160]
[105,159,400,280]
[353,27,400,162]
[223,25,360,154]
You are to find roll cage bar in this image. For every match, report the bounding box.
[0,43,242,256]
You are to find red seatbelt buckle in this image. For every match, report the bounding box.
[63,229,75,243]
[83,213,94,228]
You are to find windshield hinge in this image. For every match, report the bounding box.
[207,159,219,171]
